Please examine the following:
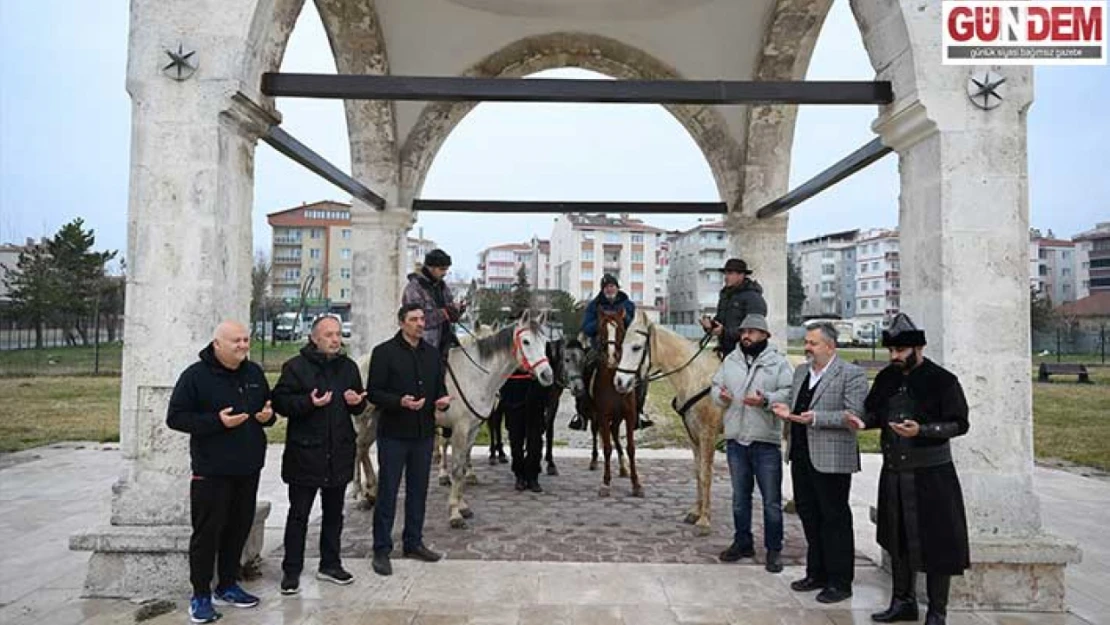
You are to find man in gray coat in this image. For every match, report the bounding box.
[711,314,793,573]
[772,322,867,604]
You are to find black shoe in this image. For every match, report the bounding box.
[718,542,755,562]
[924,612,946,625]
[816,587,853,604]
[636,416,655,430]
[790,576,827,592]
[527,479,543,493]
[279,571,300,595]
[316,566,354,585]
[403,544,443,562]
[372,552,392,576]
[871,597,919,622]
[569,414,586,431]
[515,477,527,491]
[765,551,783,574]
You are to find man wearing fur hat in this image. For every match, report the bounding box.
[845,313,970,625]
[403,248,465,355]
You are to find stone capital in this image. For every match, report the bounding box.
[351,207,415,232]
[873,99,937,154]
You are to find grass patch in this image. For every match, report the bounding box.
[1033,368,1110,470]
[0,377,121,452]
[0,341,311,377]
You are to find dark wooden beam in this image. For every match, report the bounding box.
[756,138,893,219]
[412,200,728,214]
[260,126,386,210]
[262,73,894,106]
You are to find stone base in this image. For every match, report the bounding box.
[870,506,1081,612]
[70,501,270,598]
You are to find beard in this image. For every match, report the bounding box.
[894,351,919,371]
[740,339,768,358]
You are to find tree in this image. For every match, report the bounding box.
[787,254,806,325]
[549,290,582,336]
[250,251,271,329]
[1031,288,1055,333]
[1,242,59,348]
[510,264,531,317]
[47,219,117,344]
[476,288,506,326]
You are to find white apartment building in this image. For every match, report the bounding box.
[1029,229,1078,304]
[550,213,663,318]
[789,229,859,320]
[665,221,728,324]
[477,242,530,291]
[854,229,900,326]
[1074,221,1110,298]
[406,233,439,274]
[523,236,553,291]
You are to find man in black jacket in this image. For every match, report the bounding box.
[366,303,452,576]
[272,316,368,595]
[846,314,970,625]
[167,321,274,624]
[701,258,768,357]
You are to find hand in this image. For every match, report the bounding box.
[310,388,333,407]
[771,402,791,420]
[890,419,920,438]
[219,406,249,429]
[343,389,368,406]
[254,400,273,423]
[795,410,816,425]
[742,389,765,407]
[699,317,713,331]
[844,412,865,430]
[718,388,733,403]
[710,321,723,336]
[401,395,426,411]
[457,301,468,313]
[435,396,452,411]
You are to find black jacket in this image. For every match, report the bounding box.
[166,343,273,477]
[713,279,768,355]
[272,344,368,488]
[367,331,447,440]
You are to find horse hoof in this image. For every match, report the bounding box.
[449,517,467,529]
[546,465,559,476]
[588,461,598,471]
[598,486,610,498]
[465,475,479,486]
[356,498,374,511]
[632,486,644,498]
[695,523,711,537]
[683,513,699,525]
[460,508,474,519]
[439,476,452,486]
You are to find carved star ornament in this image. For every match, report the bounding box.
[162,44,197,81]
[967,70,1005,110]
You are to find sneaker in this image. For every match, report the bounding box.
[316,566,354,585]
[189,595,222,623]
[213,583,259,608]
[718,542,755,562]
[280,572,300,595]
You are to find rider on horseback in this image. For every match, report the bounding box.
[572,273,654,431]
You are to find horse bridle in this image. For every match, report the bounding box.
[446,324,549,422]
[512,326,549,374]
[615,324,714,386]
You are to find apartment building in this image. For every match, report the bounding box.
[549,214,664,318]
[854,229,900,326]
[789,229,859,320]
[407,233,439,274]
[1074,221,1110,298]
[1029,229,1078,304]
[268,201,356,311]
[477,243,530,291]
[664,221,728,324]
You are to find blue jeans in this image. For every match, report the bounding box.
[726,440,783,553]
[372,435,434,554]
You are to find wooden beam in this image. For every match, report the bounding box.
[756,138,893,219]
[412,200,727,214]
[261,126,386,210]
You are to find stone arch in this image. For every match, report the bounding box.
[398,32,743,209]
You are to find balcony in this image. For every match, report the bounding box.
[273,255,301,265]
[885,251,899,261]
[885,289,900,297]
[272,277,300,286]
[885,270,900,280]
[273,236,302,246]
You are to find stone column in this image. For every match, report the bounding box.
[725,213,789,347]
[874,89,1080,611]
[69,3,276,596]
[347,208,413,359]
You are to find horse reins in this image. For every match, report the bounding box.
[446,325,551,421]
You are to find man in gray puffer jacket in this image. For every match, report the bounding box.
[711,313,793,573]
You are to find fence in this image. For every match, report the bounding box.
[1032,324,1108,364]
[0,308,126,376]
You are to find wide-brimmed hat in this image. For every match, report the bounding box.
[424,248,452,268]
[739,314,771,336]
[882,313,926,348]
[719,258,753,274]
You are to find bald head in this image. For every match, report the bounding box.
[311,316,343,357]
[212,320,250,369]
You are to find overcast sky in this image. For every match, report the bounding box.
[1,1,1107,282]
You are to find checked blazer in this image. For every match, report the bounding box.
[783,356,868,474]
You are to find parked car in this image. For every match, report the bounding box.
[272,312,303,341]
[341,321,351,338]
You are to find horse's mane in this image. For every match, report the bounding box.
[475,321,543,359]
[640,318,718,381]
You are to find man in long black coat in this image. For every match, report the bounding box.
[846,313,970,625]
[272,316,369,594]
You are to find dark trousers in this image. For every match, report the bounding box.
[189,473,260,597]
[891,537,951,617]
[506,398,544,481]
[726,441,784,553]
[373,435,434,554]
[282,483,346,575]
[791,453,854,590]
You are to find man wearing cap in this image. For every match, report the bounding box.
[701,258,767,357]
[710,314,793,573]
[403,248,465,355]
[844,314,969,625]
[579,273,653,429]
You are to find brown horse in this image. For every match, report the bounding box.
[593,309,642,498]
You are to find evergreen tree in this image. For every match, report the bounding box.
[2,242,59,348]
[787,254,806,325]
[510,264,531,318]
[46,219,117,344]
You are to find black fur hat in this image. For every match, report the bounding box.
[882,313,926,348]
[424,248,452,268]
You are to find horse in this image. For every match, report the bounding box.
[613,310,722,533]
[593,309,642,498]
[354,311,554,528]
[562,337,628,475]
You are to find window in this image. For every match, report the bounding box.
[631,251,644,262]
[861,282,868,292]
[582,231,595,241]
[872,298,881,308]
[340,268,351,279]
[581,269,594,280]
[871,262,879,271]
[631,233,644,244]
[342,229,351,239]
[822,265,835,275]
[582,249,595,261]
[310,228,322,239]
[605,231,621,243]
[861,299,869,309]
[1038,249,1047,259]
[340,288,350,299]
[1039,265,1048,276]
[1062,268,1071,276]
[860,263,867,273]
[631,290,643,303]
[872,280,880,290]
[631,270,644,281]
[707,272,721,284]
[308,267,318,277]
[581,288,593,300]
[284,268,300,280]
[309,248,321,259]
[822,250,834,259]
[341,248,351,259]
[1062,251,1069,259]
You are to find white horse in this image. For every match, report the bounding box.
[612,311,722,534]
[354,311,554,528]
